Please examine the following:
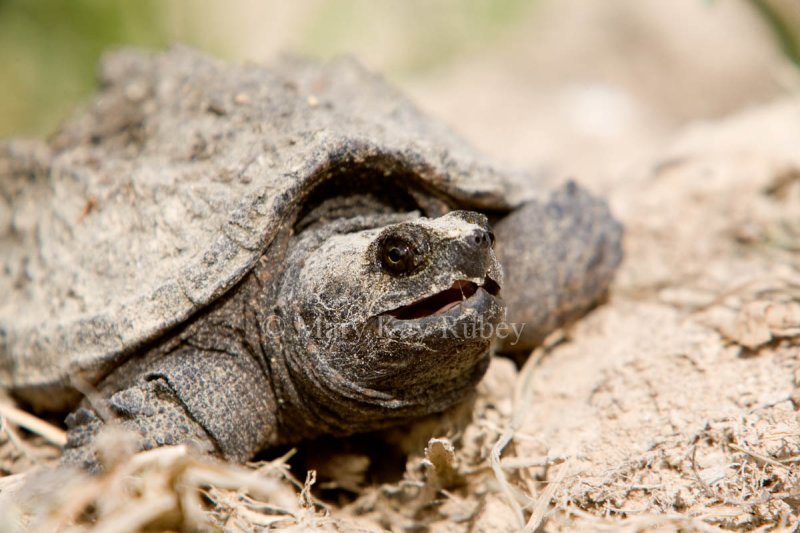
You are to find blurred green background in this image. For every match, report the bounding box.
[0,0,798,138]
[0,0,536,136]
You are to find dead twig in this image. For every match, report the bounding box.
[0,416,37,464]
[691,445,717,499]
[490,347,547,530]
[728,442,792,471]
[523,459,571,533]
[0,402,67,447]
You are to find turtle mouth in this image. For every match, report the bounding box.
[384,276,501,320]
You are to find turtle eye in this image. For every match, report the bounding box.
[380,237,418,275]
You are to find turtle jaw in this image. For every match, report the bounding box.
[377,273,505,344]
[373,278,505,386]
[382,275,501,321]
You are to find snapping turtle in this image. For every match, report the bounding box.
[0,47,621,466]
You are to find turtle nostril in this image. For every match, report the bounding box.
[469,229,492,250]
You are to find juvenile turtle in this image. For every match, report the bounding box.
[0,47,622,467]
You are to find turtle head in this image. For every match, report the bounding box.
[282,210,505,434]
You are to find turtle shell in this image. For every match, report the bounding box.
[0,46,535,407]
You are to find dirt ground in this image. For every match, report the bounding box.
[1,2,800,532]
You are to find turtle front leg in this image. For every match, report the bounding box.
[491,181,623,361]
[62,375,218,471]
[63,346,277,470]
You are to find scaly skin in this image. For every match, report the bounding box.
[494,181,623,360]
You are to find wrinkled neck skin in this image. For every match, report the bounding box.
[261,202,499,444]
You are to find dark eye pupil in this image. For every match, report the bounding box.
[381,238,417,274]
[388,247,404,263]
